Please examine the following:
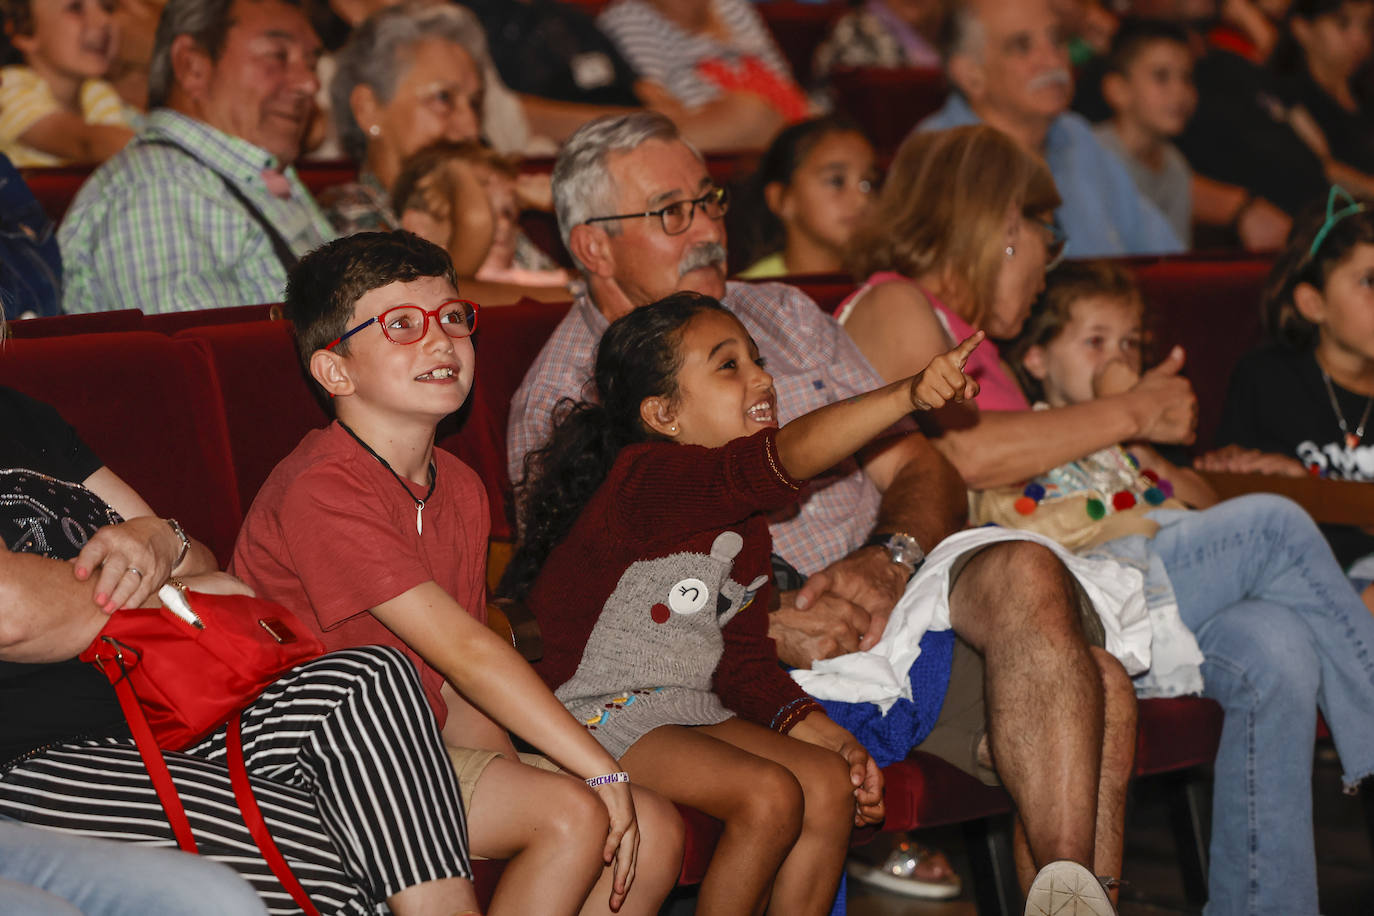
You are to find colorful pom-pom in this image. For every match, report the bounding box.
[1023,482,1046,501]
[1112,490,1136,511]
[1126,452,1140,469]
[1158,479,1174,498]
[1308,463,1323,476]
[1086,498,1106,519]
[1014,496,1037,515]
[1141,469,1160,483]
[1144,487,1165,505]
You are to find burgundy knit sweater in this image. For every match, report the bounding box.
[528,428,822,758]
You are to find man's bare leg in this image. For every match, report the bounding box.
[947,541,1104,869]
[1089,647,1136,906]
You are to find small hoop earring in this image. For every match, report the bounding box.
[1005,245,1015,258]
[368,124,381,137]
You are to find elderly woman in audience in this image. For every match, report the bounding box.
[837,123,1374,915]
[0,383,483,915]
[321,0,566,302]
[1272,0,1374,174]
[596,0,813,150]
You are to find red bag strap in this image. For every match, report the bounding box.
[227,715,322,916]
[106,670,200,853]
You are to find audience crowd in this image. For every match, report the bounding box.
[3,0,1374,915]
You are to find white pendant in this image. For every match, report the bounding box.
[416,501,425,536]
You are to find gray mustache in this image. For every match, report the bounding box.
[679,242,727,277]
[1028,68,1072,91]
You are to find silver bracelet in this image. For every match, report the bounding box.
[585,771,630,788]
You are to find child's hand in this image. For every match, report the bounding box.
[590,780,640,909]
[910,331,983,411]
[1093,358,1140,398]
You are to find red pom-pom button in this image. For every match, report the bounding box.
[1112,490,1136,511]
[650,603,671,624]
[1014,496,1037,515]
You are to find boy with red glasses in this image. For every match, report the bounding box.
[231,230,685,916]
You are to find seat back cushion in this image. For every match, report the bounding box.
[0,331,243,560]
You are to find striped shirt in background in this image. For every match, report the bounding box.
[59,109,336,314]
[597,0,799,109]
[0,66,136,167]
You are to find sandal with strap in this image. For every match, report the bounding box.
[846,840,962,900]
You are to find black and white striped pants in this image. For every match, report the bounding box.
[0,646,471,915]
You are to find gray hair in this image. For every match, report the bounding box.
[937,2,986,64]
[147,0,243,108]
[552,112,692,272]
[331,0,494,161]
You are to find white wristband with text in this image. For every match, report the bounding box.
[585,771,630,788]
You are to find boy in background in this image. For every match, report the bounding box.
[0,0,134,165]
[1094,19,1198,246]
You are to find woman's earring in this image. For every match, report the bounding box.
[1005,245,1016,258]
[669,425,678,433]
[368,124,381,137]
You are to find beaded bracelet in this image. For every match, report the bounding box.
[585,771,630,788]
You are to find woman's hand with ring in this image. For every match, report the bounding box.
[73,517,180,613]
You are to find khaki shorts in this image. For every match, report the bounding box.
[446,747,564,859]
[912,542,1103,787]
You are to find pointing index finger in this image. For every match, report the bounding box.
[952,330,985,367]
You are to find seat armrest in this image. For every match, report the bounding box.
[1197,470,1374,526]
[486,597,544,662]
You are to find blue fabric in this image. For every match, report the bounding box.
[1150,495,1374,915]
[917,94,1185,258]
[0,816,267,915]
[0,153,62,319]
[817,629,956,768]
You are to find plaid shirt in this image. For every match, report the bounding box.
[506,280,885,575]
[60,110,336,314]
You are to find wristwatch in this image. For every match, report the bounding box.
[165,517,190,572]
[862,531,925,581]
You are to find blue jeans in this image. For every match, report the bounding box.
[1150,495,1374,916]
[0,816,266,916]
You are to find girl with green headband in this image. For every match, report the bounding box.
[1203,185,1374,611]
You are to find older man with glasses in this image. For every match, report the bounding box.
[508,111,1140,915]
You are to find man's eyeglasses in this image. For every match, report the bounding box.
[1035,217,1068,271]
[583,186,730,236]
[327,299,479,350]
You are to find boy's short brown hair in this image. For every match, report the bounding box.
[0,0,34,39]
[284,230,459,370]
[1104,18,1192,79]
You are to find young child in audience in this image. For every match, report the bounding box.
[503,290,981,915]
[731,115,878,278]
[392,141,571,298]
[999,260,1218,531]
[1202,186,1374,609]
[231,231,685,916]
[1094,19,1198,248]
[0,0,135,166]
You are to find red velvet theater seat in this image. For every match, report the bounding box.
[144,303,280,335]
[830,67,950,155]
[5,309,144,338]
[174,321,330,513]
[1130,257,1272,451]
[438,298,574,542]
[0,331,242,561]
[20,164,93,223]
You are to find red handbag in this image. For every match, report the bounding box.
[81,586,326,915]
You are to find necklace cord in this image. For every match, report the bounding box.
[338,421,437,507]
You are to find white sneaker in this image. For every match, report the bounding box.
[1024,860,1117,915]
[845,841,962,900]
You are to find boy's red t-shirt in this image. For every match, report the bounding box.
[231,421,489,726]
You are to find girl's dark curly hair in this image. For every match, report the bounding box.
[1262,191,1374,349]
[501,291,733,600]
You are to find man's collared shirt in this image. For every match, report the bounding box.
[506,280,885,575]
[60,109,336,314]
[918,93,1184,258]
